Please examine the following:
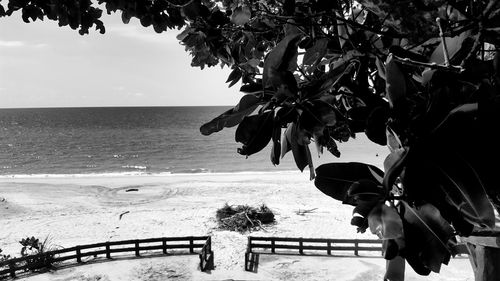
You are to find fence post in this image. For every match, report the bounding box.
[247,237,251,253]
[106,242,111,259]
[245,237,251,272]
[299,240,304,255]
[135,240,140,257]
[327,241,331,255]
[271,239,275,254]
[354,241,359,256]
[207,249,214,270]
[189,237,194,254]
[162,238,167,254]
[76,246,82,263]
[199,253,204,271]
[8,260,16,278]
[207,236,211,253]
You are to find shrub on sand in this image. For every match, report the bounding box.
[19,236,60,272]
[0,248,11,262]
[216,203,275,232]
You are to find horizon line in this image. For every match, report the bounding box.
[0,105,234,110]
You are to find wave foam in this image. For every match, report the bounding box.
[0,170,302,179]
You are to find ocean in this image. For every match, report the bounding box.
[0,107,387,177]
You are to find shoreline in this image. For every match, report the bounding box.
[0,169,305,180]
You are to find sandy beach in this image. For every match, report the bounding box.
[0,172,474,280]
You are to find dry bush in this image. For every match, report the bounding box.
[216,203,275,232]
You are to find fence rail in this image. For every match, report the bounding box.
[0,236,213,279]
[245,236,383,272]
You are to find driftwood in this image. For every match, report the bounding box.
[216,204,275,232]
[295,208,318,216]
[118,211,130,220]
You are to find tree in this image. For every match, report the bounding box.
[2,0,500,279]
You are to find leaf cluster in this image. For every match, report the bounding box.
[2,0,105,34]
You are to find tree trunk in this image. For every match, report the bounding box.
[464,236,500,281]
[384,256,405,281]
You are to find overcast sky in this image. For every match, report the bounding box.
[0,12,241,108]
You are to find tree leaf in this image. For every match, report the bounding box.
[247,58,260,68]
[385,54,406,108]
[401,146,476,236]
[433,150,495,228]
[306,144,315,180]
[263,34,301,89]
[235,111,274,156]
[182,0,203,21]
[270,122,281,165]
[226,68,242,87]
[382,239,401,260]
[429,30,472,66]
[368,203,404,240]
[365,105,389,146]
[176,27,192,41]
[353,200,379,218]
[226,68,241,83]
[121,11,131,24]
[314,162,384,203]
[240,81,263,94]
[348,179,385,201]
[336,12,348,49]
[302,38,329,68]
[401,202,454,274]
[272,71,298,101]
[200,94,262,135]
[299,100,337,135]
[383,148,409,192]
[289,122,309,172]
[231,6,251,26]
[276,105,297,125]
[351,199,383,233]
[281,123,293,159]
[351,215,368,233]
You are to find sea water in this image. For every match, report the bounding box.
[0,107,387,177]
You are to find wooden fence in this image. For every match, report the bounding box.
[245,236,383,272]
[0,236,214,279]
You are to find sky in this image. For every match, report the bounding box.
[0,11,241,108]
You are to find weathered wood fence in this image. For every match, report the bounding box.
[0,236,214,279]
[245,236,383,272]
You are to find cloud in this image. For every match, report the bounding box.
[34,43,49,48]
[0,40,49,49]
[107,22,180,45]
[0,40,25,47]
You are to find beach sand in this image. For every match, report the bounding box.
[0,172,473,280]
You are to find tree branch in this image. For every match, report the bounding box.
[393,55,464,72]
[164,0,195,8]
